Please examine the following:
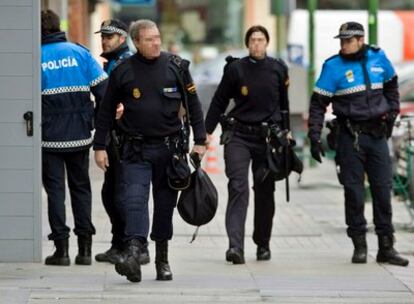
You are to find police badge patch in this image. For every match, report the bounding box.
[345,70,354,83]
[133,88,141,99]
[241,86,248,96]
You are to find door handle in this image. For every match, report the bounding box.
[23,111,33,137]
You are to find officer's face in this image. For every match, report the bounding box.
[340,36,364,55]
[101,33,125,54]
[247,31,268,59]
[135,26,162,59]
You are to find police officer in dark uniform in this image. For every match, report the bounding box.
[94,19,206,282]
[308,22,408,266]
[205,25,290,264]
[93,19,149,265]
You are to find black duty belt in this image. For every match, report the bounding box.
[126,134,173,144]
[233,122,263,135]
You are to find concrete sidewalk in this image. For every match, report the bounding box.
[1,147,414,303]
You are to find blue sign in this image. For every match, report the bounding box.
[113,0,155,6]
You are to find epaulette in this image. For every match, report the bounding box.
[369,45,381,52]
[273,57,288,71]
[170,54,189,72]
[75,43,90,52]
[325,54,339,63]
[223,55,240,72]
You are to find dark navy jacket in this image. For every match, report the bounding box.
[101,42,133,75]
[308,45,399,142]
[41,32,108,152]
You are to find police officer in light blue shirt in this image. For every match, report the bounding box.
[308,22,408,267]
[41,10,107,266]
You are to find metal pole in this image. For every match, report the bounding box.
[368,0,378,45]
[308,0,316,97]
[274,0,285,58]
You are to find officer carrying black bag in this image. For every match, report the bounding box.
[177,153,218,241]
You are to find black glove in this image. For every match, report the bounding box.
[310,140,325,163]
[385,112,398,138]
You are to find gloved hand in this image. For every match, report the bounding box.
[310,140,325,163]
[384,112,398,138]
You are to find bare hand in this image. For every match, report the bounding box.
[95,150,109,171]
[205,133,214,149]
[192,144,207,159]
[115,103,124,120]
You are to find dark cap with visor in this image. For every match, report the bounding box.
[334,22,365,39]
[94,19,128,36]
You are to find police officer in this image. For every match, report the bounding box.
[41,10,107,266]
[308,22,408,266]
[205,25,290,264]
[93,19,149,265]
[94,19,206,282]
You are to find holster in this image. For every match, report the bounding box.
[326,119,339,151]
[110,129,123,162]
[219,114,235,145]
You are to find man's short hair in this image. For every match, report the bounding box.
[244,25,269,47]
[41,10,60,37]
[129,19,157,42]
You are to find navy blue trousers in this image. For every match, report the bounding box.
[101,144,125,248]
[42,149,96,240]
[117,141,178,242]
[335,130,394,237]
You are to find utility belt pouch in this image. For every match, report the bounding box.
[326,119,339,150]
[123,134,144,162]
[219,114,235,145]
[110,129,123,162]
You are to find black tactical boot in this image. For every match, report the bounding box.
[155,241,173,281]
[376,235,409,267]
[95,245,123,264]
[45,238,70,266]
[140,242,150,265]
[256,246,271,261]
[351,235,367,264]
[75,235,92,265]
[115,239,142,282]
[225,247,245,264]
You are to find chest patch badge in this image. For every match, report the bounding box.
[241,86,248,96]
[345,70,354,83]
[132,88,141,99]
[371,66,384,73]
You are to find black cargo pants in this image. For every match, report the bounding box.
[224,131,276,251]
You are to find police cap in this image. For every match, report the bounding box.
[334,21,365,39]
[95,19,128,36]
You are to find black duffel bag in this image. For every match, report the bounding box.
[177,153,218,241]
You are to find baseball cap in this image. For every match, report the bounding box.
[334,21,365,39]
[94,19,128,36]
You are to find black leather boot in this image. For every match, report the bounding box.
[75,235,92,265]
[256,246,271,261]
[115,239,142,282]
[140,242,150,265]
[376,235,409,267]
[45,238,70,266]
[155,241,172,281]
[351,235,367,264]
[226,248,245,264]
[95,245,123,264]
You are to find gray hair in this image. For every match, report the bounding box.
[130,19,157,41]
